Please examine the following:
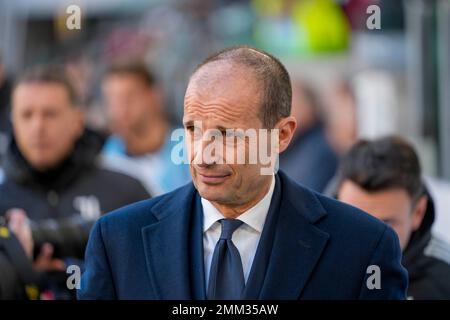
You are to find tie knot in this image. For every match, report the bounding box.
[219,219,243,240]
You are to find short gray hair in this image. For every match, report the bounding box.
[192,46,292,128]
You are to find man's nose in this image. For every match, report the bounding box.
[110,100,129,117]
[193,138,221,166]
[30,115,46,135]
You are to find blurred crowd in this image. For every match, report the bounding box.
[0,0,450,300]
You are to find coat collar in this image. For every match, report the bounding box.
[258,172,330,299]
[141,183,197,299]
[141,171,330,299]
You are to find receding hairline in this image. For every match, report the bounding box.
[190,46,278,79]
[188,59,261,89]
[187,45,292,128]
[187,47,281,100]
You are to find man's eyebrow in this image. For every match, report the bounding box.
[183,120,194,127]
[217,126,231,132]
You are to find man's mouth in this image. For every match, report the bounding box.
[198,173,231,185]
[32,142,51,150]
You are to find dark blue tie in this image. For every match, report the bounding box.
[207,219,245,300]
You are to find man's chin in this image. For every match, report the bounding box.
[28,158,58,172]
[196,184,230,202]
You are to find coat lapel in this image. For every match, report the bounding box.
[189,192,206,299]
[141,184,197,299]
[259,172,330,299]
[139,172,331,300]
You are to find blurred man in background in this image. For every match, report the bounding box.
[101,62,190,195]
[279,81,338,192]
[335,136,450,299]
[323,79,358,156]
[0,65,150,299]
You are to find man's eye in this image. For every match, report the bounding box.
[186,126,201,134]
[44,111,58,119]
[21,111,32,120]
[186,126,203,139]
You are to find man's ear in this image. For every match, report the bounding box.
[275,116,297,154]
[411,195,428,231]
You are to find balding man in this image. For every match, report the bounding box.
[78,46,407,300]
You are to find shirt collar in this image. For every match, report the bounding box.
[201,174,276,233]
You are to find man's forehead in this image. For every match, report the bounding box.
[189,60,260,89]
[14,82,70,102]
[12,83,76,114]
[183,89,260,126]
[186,64,260,104]
[183,95,262,130]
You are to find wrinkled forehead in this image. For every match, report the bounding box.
[185,62,262,114]
[183,63,264,129]
[187,61,261,99]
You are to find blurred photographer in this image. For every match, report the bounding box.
[0,211,39,300]
[0,65,150,298]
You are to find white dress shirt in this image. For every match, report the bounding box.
[201,175,275,288]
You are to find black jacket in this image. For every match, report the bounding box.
[0,129,150,259]
[402,192,450,299]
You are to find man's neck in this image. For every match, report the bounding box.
[125,118,168,156]
[211,175,274,219]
